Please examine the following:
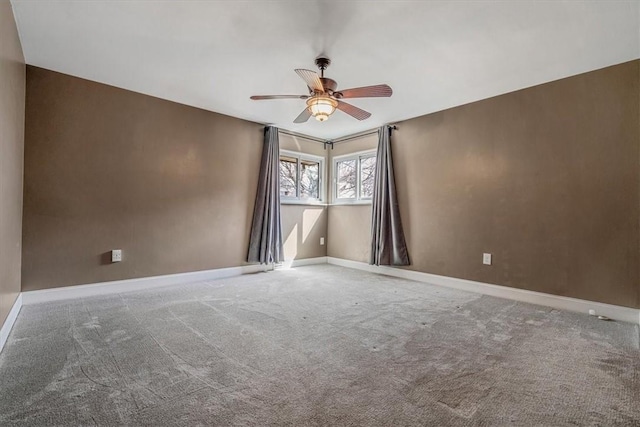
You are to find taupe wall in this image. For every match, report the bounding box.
[23,66,262,291]
[282,204,327,260]
[328,61,640,309]
[328,205,370,261]
[0,0,25,324]
[19,68,282,290]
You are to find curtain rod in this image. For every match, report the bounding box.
[332,124,397,144]
[276,129,326,144]
[270,124,398,145]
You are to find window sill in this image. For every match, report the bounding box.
[330,201,373,206]
[281,200,328,207]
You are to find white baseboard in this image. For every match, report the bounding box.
[15,256,640,326]
[276,256,328,269]
[327,257,640,325]
[21,257,327,305]
[0,293,23,354]
[22,264,270,305]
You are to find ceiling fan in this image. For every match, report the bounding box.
[250,57,392,123]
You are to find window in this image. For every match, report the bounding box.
[333,150,377,203]
[279,150,324,202]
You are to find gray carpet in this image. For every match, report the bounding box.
[0,265,638,426]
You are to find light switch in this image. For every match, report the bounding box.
[112,249,122,263]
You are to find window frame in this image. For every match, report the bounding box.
[279,149,325,204]
[332,149,377,205]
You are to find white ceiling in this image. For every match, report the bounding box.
[11,0,640,140]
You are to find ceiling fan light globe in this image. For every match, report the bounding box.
[306,96,337,122]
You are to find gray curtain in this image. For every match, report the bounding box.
[370,125,410,266]
[247,126,284,264]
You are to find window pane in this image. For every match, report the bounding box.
[360,156,376,199]
[336,159,357,199]
[280,155,297,197]
[300,159,320,199]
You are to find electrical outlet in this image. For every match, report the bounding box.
[320,237,325,245]
[111,249,122,263]
[482,253,492,265]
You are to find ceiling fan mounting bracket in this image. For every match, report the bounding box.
[315,57,331,76]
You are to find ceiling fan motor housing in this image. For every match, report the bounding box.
[320,78,338,94]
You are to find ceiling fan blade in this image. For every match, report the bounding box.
[250,95,308,100]
[293,108,312,123]
[295,69,324,93]
[336,101,371,121]
[336,84,393,99]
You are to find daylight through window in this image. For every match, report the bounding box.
[334,151,377,203]
[279,150,323,201]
